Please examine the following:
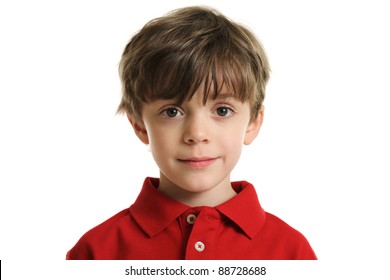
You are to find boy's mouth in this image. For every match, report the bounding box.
[178,157,218,168]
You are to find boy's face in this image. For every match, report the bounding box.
[129,84,263,205]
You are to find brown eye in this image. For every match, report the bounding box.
[166,108,178,117]
[161,107,182,117]
[216,106,233,117]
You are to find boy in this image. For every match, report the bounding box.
[67,6,316,260]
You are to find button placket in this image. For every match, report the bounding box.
[185,207,221,259]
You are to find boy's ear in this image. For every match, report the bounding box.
[244,106,264,145]
[127,114,149,145]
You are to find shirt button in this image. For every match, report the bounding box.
[194,241,205,252]
[186,214,196,224]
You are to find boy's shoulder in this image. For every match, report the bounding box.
[264,211,305,235]
[66,208,132,259]
[260,211,316,259]
[85,208,131,237]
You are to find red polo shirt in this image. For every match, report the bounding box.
[66,177,317,260]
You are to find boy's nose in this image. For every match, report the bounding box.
[183,115,209,144]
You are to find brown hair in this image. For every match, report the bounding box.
[117,6,270,122]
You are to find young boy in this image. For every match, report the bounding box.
[67,6,316,260]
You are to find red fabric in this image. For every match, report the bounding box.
[67,177,317,260]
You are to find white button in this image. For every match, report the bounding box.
[186,214,196,224]
[194,241,205,252]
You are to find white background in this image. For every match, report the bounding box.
[1,0,389,278]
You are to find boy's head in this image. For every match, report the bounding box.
[117,6,270,124]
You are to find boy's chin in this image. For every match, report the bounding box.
[170,175,229,193]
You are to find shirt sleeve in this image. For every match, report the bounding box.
[292,235,317,260]
[66,239,94,260]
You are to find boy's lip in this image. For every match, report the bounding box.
[178,157,219,168]
[179,157,217,161]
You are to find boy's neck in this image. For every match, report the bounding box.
[157,173,237,207]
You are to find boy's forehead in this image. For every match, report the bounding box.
[182,74,242,102]
[146,68,241,100]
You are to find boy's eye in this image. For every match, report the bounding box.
[161,107,182,117]
[215,106,234,117]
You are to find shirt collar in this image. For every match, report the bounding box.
[130,177,190,237]
[216,181,266,239]
[129,177,265,239]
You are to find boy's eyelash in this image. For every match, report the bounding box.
[217,104,234,110]
[215,105,235,117]
[159,106,183,117]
